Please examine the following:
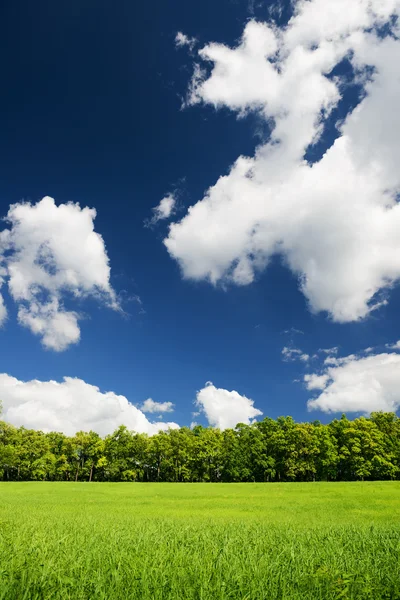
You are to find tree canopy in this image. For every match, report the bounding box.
[1,413,400,482]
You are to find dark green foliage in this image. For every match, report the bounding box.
[0,412,399,482]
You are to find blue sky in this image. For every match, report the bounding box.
[0,0,400,435]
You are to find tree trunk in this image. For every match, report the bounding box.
[89,462,94,482]
[157,454,162,482]
[75,463,79,482]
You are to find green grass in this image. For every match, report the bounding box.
[0,482,399,599]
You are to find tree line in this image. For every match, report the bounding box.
[1,412,400,482]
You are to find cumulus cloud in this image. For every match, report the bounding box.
[304,373,330,391]
[0,197,117,350]
[0,374,179,437]
[306,351,400,414]
[282,346,309,362]
[165,0,400,323]
[140,398,175,413]
[195,382,262,429]
[175,32,197,51]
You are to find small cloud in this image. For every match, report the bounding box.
[146,194,176,227]
[282,346,309,363]
[195,382,262,430]
[175,32,197,51]
[132,294,146,315]
[283,328,304,335]
[319,347,339,355]
[385,340,400,350]
[140,398,175,414]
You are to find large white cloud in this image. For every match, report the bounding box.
[165,0,400,322]
[0,197,117,350]
[306,351,400,414]
[196,382,262,429]
[0,374,179,437]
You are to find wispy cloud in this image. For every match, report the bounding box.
[146,193,177,227]
[282,346,310,363]
[175,32,197,52]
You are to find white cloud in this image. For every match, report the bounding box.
[0,295,6,326]
[140,398,175,413]
[306,351,400,414]
[148,194,176,225]
[165,1,400,323]
[0,197,117,350]
[304,373,329,391]
[282,346,309,362]
[283,328,304,335]
[0,265,8,326]
[324,353,357,367]
[0,374,179,437]
[195,381,262,429]
[175,32,197,51]
[385,340,400,350]
[319,347,339,355]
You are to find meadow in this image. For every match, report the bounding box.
[0,482,399,600]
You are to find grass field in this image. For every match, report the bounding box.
[0,482,399,599]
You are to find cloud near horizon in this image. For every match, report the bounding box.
[195,382,262,429]
[0,197,118,351]
[0,374,179,437]
[306,348,400,414]
[165,0,400,323]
